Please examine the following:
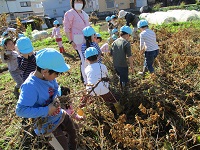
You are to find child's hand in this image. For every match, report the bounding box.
[48,103,59,116]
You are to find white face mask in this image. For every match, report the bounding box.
[74,3,83,10]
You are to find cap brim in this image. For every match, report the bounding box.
[54,64,70,73]
[19,47,33,54]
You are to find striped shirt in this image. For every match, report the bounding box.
[81,42,102,63]
[140,28,159,52]
[17,53,36,81]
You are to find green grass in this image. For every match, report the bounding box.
[152,20,200,32]
[152,4,200,12]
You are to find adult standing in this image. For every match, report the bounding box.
[63,0,89,84]
[118,10,140,39]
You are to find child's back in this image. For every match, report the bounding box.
[85,62,109,96]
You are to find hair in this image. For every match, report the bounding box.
[55,24,60,27]
[97,37,102,42]
[120,31,129,37]
[84,36,93,48]
[141,25,148,28]
[36,66,61,75]
[71,0,86,9]
[87,55,98,61]
[4,38,13,46]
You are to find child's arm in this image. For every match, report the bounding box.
[0,51,9,63]
[128,56,134,74]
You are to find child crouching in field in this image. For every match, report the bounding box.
[16,48,77,150]
[80,47,122,115]
[0,38,23,98]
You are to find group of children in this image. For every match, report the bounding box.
[0,14,159,149]
[0,35,36,98]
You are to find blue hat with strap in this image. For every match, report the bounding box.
[112,28,118,34]
[82,26,96,37]
[137,19,148,28]
[111,15,116,19]
[53,20,59,25]
[85,47,98,59]
[16,37,34,54]
[0,39,5,46]
[105,16,111,22]
[112,34,118,40]
[36,48,70,72]
[96,33,101,38]
[120,26,132,35]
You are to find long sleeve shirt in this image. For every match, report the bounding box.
[139,28,159,52]
[16,74,65,135]
[63,9,89,51]
[1,50,19,71]
[17,53,36,81]
[52,27,62,38]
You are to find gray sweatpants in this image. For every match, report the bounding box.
[9,68,23,88]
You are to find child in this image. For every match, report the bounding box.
[81,47,122,114]
[81,26,102,83]
[16,37,37,81]
[112,28,119,37]
[16,48,77,150]
[105,16,114,36]
[95,33,109,55]
[51,20,65,53]
[110,26,134,90]
[137,20,159,75]
[0,38,23,98]
[111,15,118,28]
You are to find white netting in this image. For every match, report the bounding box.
[140,10,200,25]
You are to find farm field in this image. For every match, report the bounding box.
[0,20,200,150]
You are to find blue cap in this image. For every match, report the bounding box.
[96,33,101,38]
[85,47,98,59]
[18,33,25,38]
[120,26,132,35]
[2,31,8,37]
[105,16,111,22]
[112,34,118,40]
[0,39,5,46]
[82,26,96,37]
[36,48,70,72]
[53,20,59,25]
[137,19,148,28]
[111,15,116,19]
[112,28,118,34]
[16,37,33,54]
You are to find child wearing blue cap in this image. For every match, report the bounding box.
[16,48,77,150]
[110,26,134,90]
[81,26,102,84]
[105,16,114,36]
[51,20,66,53]
[0,38,23,98]
[137,20,159,75]
[16,37,37,81]
[95,33,110,55]
[80,47,122,114]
